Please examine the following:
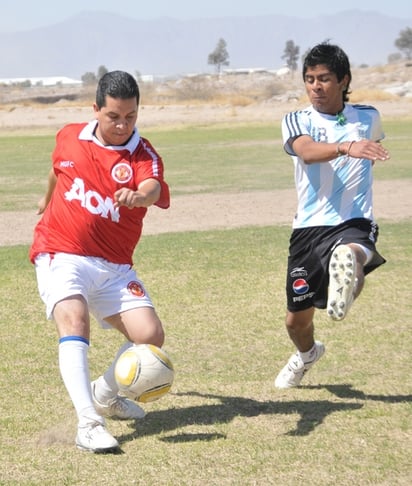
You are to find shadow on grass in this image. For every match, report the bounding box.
[117,391,364,445]
[305,384,412,404]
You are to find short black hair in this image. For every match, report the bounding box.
[303,42,352,101]
[95,71,140,108]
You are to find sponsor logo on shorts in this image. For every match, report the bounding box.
[293,292,315,303]
[369,222,378,243]
[290,266,308,278]
[127,281,145,297]
[292,278,309,295]
[111,163,133,183]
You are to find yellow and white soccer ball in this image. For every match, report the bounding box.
[114,344,174,403]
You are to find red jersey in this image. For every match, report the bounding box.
[30,121,170,265]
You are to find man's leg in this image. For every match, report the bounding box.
[54,296,119,452]
[274,308,325,389]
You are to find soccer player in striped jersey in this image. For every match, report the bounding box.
[274,43,390,389]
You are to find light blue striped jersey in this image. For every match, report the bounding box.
[281,103,384,228]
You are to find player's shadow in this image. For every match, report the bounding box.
[117,390,364,445]
[304,383,412,404]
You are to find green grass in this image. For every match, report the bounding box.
[149,120,411,187]
[0,136,55,210]
[376,120,411,180]
[0,224,411,485]
[0,120,411,484]
[1,120,410,211]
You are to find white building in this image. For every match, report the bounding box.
[0,76,82,86]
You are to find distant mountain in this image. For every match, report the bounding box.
[1,10,411,78]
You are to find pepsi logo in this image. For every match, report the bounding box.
[292,278,309,295]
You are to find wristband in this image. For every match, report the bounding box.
[336,143,345,156]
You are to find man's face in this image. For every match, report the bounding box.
[93,95,138,146]
[304,64,349,115]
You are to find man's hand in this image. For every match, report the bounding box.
[114,179,161,209]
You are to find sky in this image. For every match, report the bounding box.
[1,0,411,33]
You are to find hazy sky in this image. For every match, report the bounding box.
[1,0,411,32]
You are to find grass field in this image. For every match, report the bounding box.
[0,120,410,211]
[0,121,411,485]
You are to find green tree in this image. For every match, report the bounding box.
[301,47,311,66]
[388,52,402,64]
[208,38,230,74]
[282,40,300,72]
[97,65,109,81]
[81,72,97,85]
[395,27,412,59]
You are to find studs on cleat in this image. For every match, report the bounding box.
[327,245,357,321]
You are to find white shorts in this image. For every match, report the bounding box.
[34,253,154,329]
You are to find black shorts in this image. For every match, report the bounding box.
[286,218,386,312]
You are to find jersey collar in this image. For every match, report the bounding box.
[79,120,141,153]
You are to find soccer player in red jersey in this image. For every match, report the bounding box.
[30,71,170,452]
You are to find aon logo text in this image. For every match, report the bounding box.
[65,178,120,222]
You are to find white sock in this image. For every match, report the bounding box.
[94,341,133,404]
[298,343,317,364]
[58,337,103,427]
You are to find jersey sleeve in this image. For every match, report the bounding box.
[51,123,87,174]
[134,138,170,209]
[281,110,311,155]
[370,109,385,142]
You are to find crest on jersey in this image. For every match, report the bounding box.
[111,163,133,183]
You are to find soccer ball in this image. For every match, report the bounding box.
[114,344,174,403]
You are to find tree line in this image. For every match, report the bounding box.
[206,27,412,74]
[81,27,412,83]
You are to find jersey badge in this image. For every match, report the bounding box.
[112,162,133,184]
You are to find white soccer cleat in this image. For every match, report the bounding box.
[91,381,146,420]
[76,421,119,453]
[327,244,358,321]
[274,341,325,389]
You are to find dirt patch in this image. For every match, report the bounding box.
[1,98,411,134]
[1,180,411,247]
[0,97,411,247]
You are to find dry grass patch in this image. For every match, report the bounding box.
[1,224,410,485]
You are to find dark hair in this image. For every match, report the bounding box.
[95,70,140,108]
[303,42,352,102]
